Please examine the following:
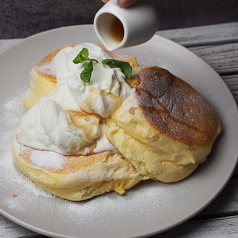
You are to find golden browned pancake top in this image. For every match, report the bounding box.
[134,66,221,147]
[34,49,59,81]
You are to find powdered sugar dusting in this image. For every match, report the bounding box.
[0,91,54,214]
[30,149,66,170]
[0,92,25,130]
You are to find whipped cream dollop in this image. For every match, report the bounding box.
[51,43,134,117]
[17,98,100,155]
[17,43,134,155]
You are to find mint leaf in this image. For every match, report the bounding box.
[80,61,93,83]
[73,48,99,83]
[73,48,89,64]
[102,59,132,79]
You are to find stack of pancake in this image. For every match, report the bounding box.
[12,44,222,201]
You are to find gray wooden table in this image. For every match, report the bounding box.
[0,22,238,238]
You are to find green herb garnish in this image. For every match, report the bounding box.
[102,59,132,79]
[73,47,132,83]
[73,48,98,64]
[80,60,93,83]
[73,48,98,83]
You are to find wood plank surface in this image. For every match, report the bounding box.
[158,22,238,47]
[190,43,238,74]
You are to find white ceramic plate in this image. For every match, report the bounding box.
[0,25,237,238]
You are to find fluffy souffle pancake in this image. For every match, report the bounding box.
[107,66,222,182]
[13,129,142,201]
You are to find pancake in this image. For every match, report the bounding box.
[12,129,143,201]
[23,44,138,110]
[107,66,222,182]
